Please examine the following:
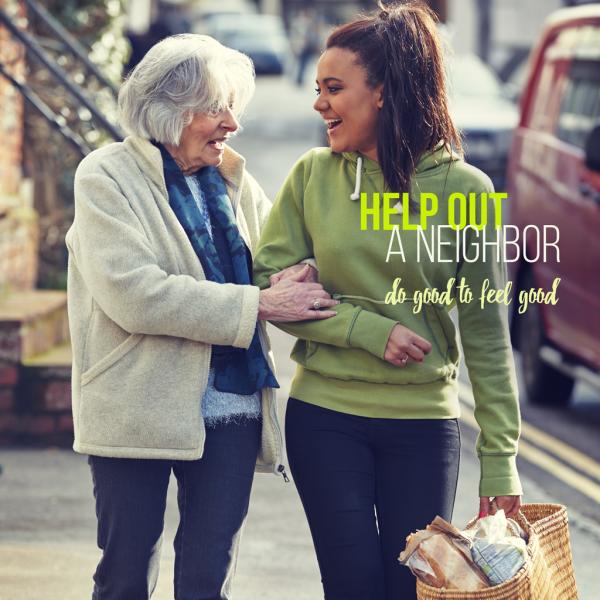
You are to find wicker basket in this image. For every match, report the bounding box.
[415,503,578,600]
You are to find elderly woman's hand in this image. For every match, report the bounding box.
[269,263,318,286]
[259,268,338,322]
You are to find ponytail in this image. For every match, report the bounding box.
[326,1,462,195]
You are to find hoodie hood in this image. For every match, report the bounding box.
[342,142,462,200]
[414,141,462,175]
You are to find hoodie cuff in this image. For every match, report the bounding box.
[479,454,522,497]
[348,309,398,359]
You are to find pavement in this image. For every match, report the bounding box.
[1,71,599,599]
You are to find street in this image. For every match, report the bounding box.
[0,72,599,599]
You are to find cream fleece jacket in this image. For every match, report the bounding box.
[66,136,282,471]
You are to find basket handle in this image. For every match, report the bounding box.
[515,509,530,528]
[467,506,530,532]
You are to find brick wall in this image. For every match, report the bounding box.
[0,360,72,446]
[16,364,73,446]
[0,361,18,444]
[0,0,25,192]
[0,200,38,292]
[0,0,38,293]
[0,0,25,197]
[0,302,73,447]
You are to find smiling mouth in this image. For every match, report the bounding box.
[326,119,342,132]
[208,138,228,149]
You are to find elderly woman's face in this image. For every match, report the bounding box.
[171,107,239,173]
[314,47,383,162]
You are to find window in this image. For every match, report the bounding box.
[556,60,600,148]
[529,62,559,132]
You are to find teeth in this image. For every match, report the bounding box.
[326,119,342,129]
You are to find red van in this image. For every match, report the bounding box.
[507,5,600,406]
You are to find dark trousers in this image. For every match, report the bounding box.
[285,398,461,600]
[88,419,261,600]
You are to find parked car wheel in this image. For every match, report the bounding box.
[517,271,575,406]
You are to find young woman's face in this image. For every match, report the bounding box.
[314,47,383,161]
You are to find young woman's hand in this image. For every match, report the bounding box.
[269,263,318,286]
[259,268,338,321]
[384,323,432,367]
[479,495,522,519]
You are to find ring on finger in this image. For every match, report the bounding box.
[312,298,321,310]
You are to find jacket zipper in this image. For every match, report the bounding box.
[277,464,290,482]
[256,324,286,477]
[229,175,284,476]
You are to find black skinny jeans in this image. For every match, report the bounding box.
[285,398,461,600]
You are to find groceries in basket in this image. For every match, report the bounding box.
[398,510,528,590]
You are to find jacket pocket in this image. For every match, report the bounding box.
[81,333,143,386]
[78,335,207,452]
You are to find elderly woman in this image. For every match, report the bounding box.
[65,34,336,600]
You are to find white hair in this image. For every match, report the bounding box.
[118,34,255,145]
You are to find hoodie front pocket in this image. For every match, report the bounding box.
[421,305,449,361]
[303,342,451,386]
[303,299,458,385]
[333,293,452,361]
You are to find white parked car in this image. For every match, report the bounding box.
[447,54,519,190]
[203,14,291,75]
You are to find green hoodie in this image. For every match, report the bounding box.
[254,145,521,497]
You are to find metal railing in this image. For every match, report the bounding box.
[23,0,119,98]
[0,1,123,157]
[0,61,92,156]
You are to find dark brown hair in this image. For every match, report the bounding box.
[326,1,462,194]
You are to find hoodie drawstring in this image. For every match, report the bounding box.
[350,156,363,201]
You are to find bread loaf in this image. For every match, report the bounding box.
[417,535,489,590]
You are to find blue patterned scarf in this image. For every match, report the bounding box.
[158,144,278,395]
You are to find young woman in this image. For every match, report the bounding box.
[254,3,522,599]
